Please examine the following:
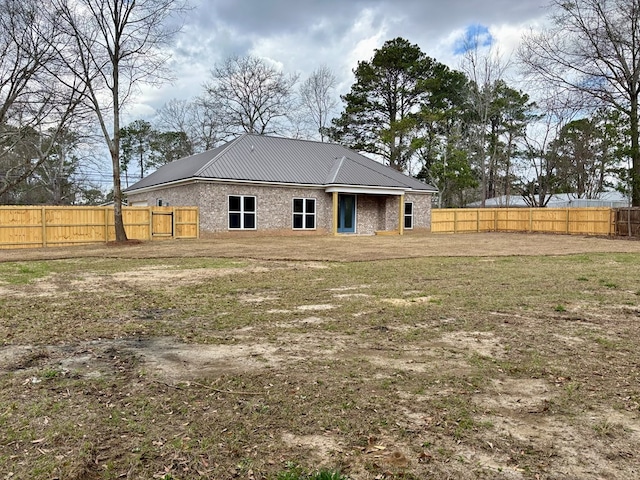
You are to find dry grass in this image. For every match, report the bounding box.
[2,232,640,263]
[1,233,640,479]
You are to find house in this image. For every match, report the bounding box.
[466,192,630,208]
[125,134,437,235]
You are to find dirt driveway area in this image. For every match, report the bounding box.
[2,232,640,263]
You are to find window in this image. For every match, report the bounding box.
[404,201,413,229]
[292,198,316,229]
[229,195,256,229]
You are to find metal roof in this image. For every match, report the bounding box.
[125,134,437,193]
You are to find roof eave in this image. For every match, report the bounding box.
[325,184,407,195]
[126,177,438,195]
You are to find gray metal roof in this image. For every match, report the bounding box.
[125,134,437,193]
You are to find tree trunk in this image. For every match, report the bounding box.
[110,146,127,241]
[631,95,640,206]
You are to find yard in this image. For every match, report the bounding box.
[1,233,640,479]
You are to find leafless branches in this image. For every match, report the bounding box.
[519,0,640,205]
[52,0,189,239]
[204,55,299,136]
[299,66,338,141]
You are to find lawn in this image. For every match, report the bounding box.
[1,233,639,479]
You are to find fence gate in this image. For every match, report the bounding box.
[152,210,174,238]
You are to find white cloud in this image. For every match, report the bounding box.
[127,0,550,120]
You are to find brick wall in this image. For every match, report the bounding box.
[406,193,432,231]
[357,195,386,234]
[128,182,333,233]
[127,181,433,234]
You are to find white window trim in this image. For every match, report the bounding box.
[228,194,257,230]
[404,201,414,230]
[292,197,317,230]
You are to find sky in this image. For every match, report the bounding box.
[132,0,550,119]
[84,0,551,189]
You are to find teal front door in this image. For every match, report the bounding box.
[338,194,356,233]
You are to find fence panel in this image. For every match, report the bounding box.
[432,208,614,236]
[0,206,199,249]
[614,208,640,237]
[174,207,199,239]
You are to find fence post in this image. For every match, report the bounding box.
[566,208,570,234]
[104,207,109,243]
[172,207,177,238]
[148,207,153,240]
[476,210,480,232]
[196,208,200,239]
[610,208,616,236]
[41,206,47,248]
[529,208,533,232]
[454,210,458,233]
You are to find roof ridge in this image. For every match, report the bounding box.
[325,156,346,184]
[194,135,244,176]
[243,132,346,149]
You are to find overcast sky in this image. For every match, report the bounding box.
[132,0,550,119]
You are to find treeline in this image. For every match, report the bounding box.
[2,0,639,211]
[128,36,632,208]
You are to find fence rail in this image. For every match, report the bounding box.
[0,206,199,249]
[431,208,615,236]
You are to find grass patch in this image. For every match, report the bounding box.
[277,465,349,480]
[0,262,54,284]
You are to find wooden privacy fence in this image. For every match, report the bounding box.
[431,208,615,236]
[614,208,640,237]
[0,206,199,249]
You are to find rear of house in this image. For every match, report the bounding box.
[125,134,436,235]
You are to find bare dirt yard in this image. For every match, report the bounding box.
[1,233,639,479]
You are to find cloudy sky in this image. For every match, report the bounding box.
[133,0,550,119]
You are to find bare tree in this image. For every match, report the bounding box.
[520,0,640,206]
[518,92,580,207]
[54,0,188,241]
[155,97,225,153]
[299,65,338,141]
[0,0,84,199]
[459,37,510,206]
[204,55,299,136]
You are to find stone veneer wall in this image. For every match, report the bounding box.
[127,183,202,211]
[127,182,333,233]
[383,196,400,231]
[127,182,433,234]
[405,193,433,231]
[356,195,386,234]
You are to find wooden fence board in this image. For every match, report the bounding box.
[0,206,199,249]
[432,208,614,236]
[614,208,640,237]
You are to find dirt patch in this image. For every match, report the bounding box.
[281,432,343,460]
[4,232,640,263]
[0,338,279,381]
[382,296,435,306]
[332,293,372,299]
[440,331,507,358]
[0,264,273,298]
[475,378,552,410]
[239,293,279,303]
[328,285,371,291]
[296,304,335,311]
